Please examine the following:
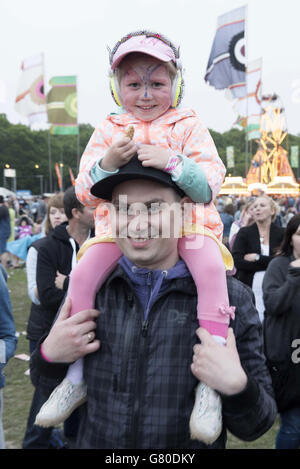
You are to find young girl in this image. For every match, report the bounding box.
[36,30,235,444]
[18,216,32,239]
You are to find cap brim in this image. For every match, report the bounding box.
[91,155,185,200]
[111,46,171,70]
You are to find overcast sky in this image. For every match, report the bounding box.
[0,0,299,135]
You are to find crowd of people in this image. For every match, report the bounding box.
[0,29,299,451]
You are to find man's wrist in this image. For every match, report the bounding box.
[226,369,248,396]
[220,374,259,413]
[40,342,53,363]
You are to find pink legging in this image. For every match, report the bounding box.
[68,242,122,315]
[68,235,231,338]
[179,234,231,338]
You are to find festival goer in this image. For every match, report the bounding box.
[0,196,11,267]
[35,30,235,444]
[232,195,284,322]
[0,263,17,449]
[17,216,33,239]
[22,192,67,449]
[0,199,17,269]
[34,187,94,444]
[220,203,235,247]
[30,160,277,449]
[263,213,300,449]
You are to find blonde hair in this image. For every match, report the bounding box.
[44,192,65,235]
[115,52,177,87]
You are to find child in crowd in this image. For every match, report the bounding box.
[36,30,235,444]
[17,216,32,238]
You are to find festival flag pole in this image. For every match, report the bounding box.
[245,4,249,178]
[47,130,53,192]
[204,5,247,175]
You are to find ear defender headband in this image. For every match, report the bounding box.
[108,30,184,109]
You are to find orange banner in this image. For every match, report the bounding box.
[68,167,76,186]
[55,163,62,190]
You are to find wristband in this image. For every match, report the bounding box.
[164,155,179,173]
[40,343,53,363]
[171,161,183,179]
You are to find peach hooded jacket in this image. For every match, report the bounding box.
[75,107,226,241]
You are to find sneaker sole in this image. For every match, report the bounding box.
[35,395,87,428]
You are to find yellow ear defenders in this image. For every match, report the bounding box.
[108,30,184,109]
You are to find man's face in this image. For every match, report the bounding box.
[110,179,182,270]
[78,206,95,230]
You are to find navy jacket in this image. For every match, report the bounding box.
[30,260,277,449]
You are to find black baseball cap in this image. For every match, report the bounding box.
[91,154,185,200]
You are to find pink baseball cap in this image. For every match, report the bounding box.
[110,34,177,70]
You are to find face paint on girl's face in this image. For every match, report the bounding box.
[119,56,172,122]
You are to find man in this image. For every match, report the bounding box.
[0,196,11,267]
[22,187,94,449]
[30,159,277,449]
[0,264,17,449]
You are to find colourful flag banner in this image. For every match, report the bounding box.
[15,53,47,125]
[47,76,78,135]
[290,146,299,168]
[205,6,246,99]
[226,146,235,168]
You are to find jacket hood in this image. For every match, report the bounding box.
[107,107,197,127]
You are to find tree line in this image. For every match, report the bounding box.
[0,113,299,195]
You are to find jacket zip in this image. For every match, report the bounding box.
[119,294,136,392]
[131,317,149,448]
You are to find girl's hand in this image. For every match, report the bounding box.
[137,144,170,170]
[101,137,136,172]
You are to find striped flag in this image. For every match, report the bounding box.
[205,6,246,99]
[47,76,78,135]
[15,53,47,125]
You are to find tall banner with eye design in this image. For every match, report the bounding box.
[47,75,78,135]
[15,53,47,125]
[204,6,246,99]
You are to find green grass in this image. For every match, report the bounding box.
[2,267,279,449]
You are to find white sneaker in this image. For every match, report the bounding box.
[189,381,222,444]
[35,378,87,427]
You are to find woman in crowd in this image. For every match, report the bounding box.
[231,195,284,322]
[263,213,300,449]
[22,192,67,449]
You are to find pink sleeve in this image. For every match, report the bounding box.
[75,120,114,208]
[181,118,226,200]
